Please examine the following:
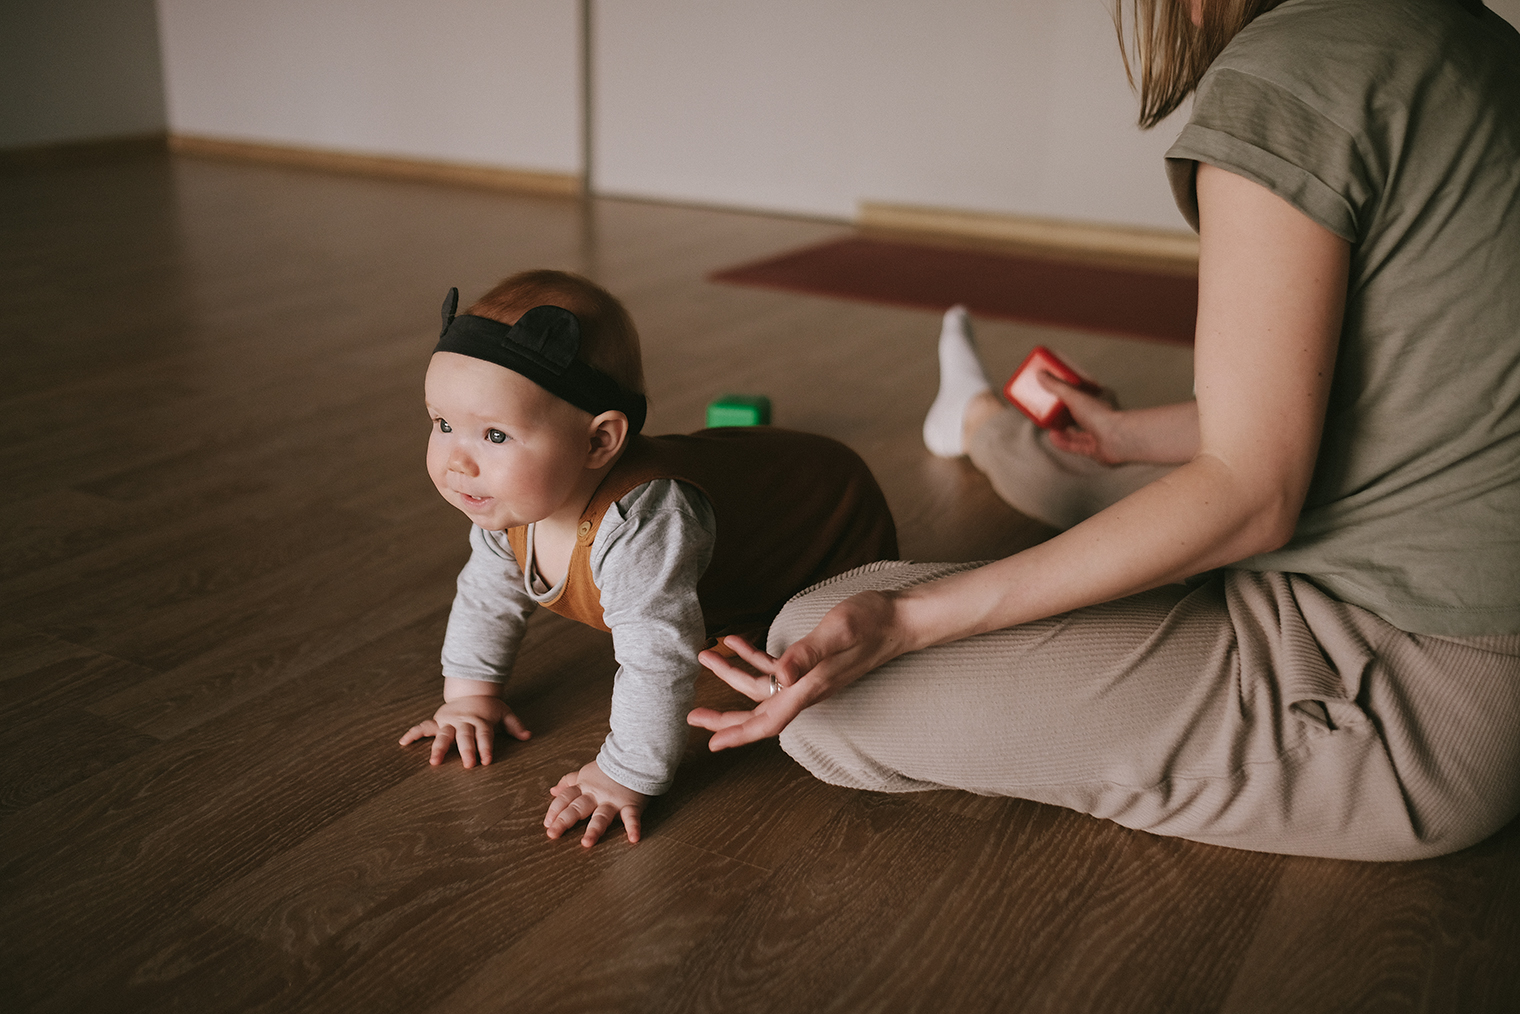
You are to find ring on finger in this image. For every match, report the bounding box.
[769,674,780,697]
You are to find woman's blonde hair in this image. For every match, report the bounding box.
[1114,0,1287,128]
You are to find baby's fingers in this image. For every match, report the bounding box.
[471,722,493,766]
[398,719,439,747]
[502,710,532,742]
[544,782,583,838]
[621,805,642,845]
[429,725,457,766]
[456,726,480,768]
[580,804,618,847]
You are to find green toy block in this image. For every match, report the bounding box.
[705,394,772,428]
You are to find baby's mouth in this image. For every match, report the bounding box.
[457,492,491,507]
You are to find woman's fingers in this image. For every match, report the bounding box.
[706,691,812,751]
[1047,426,1102,458]
[692,591,907,750]
[687,704,761,731]
[1040,373,1104,420]
[697,648,773,702]
[689,669,829,750]
[1038,372,1127,464]
[722,635,782,673]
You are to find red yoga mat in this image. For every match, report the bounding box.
[710,235,1197,346]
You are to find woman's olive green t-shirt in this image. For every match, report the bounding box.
[1165,0,1520,635]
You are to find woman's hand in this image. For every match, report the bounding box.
[688,590,908,751]
[1041,375,1128,464]
[1044,375,1202,468]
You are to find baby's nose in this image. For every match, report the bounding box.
[447,447,478,475]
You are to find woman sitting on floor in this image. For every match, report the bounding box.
[689,0,1520,861]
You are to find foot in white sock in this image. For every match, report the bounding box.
[922,305,992,457]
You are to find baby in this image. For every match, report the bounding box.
[400,270,897,846]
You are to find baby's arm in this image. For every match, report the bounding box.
[543,480,715,846]
[400,525,536,767]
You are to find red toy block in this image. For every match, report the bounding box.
[1003,346,1102,430]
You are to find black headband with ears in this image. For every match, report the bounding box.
[433,287,647,435]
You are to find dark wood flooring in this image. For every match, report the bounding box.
[2,148,1516,1014]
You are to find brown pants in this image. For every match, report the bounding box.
[773,414,1520,860]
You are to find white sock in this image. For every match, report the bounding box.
[922,305,991,457]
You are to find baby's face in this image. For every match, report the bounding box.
[425,352,594,531]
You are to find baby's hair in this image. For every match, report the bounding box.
[467,269,647,395]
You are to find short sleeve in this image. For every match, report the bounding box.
[1165,66,1374,243]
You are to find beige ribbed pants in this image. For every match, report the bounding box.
[772,412,1520,860]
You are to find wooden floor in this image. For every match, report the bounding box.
[2,148,1516,1014]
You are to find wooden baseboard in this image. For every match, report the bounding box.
[858,201,1199,275]
[168,134,583,198]
[0,132,168,168]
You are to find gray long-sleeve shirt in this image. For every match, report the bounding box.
[440,479,716,795]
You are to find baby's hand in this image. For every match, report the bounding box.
[544,761,647,848]
[399,696,531,768]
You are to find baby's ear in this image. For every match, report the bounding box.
[587,410,629,467]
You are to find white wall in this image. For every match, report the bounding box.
[16,0,1515,226]
[156,0,581,174]
[594,0,1191,230]
[0,0,167,149]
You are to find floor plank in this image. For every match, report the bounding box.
[432,837,772,1014]
[1219,818,1520,1014]
[652,793,986,1014]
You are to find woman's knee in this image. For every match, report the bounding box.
[778,709,873,789]
[780,702,940,793]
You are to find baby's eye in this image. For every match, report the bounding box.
[487,429,507,444]
[436,418,452,433]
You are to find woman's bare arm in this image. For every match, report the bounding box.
[691,163,1350,750]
